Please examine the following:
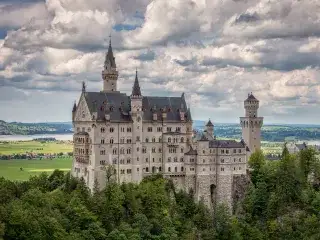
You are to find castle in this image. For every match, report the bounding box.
[71,39,263,209]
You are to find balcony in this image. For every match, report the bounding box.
[75,155,89,164]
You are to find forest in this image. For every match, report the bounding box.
[1,147,320,239]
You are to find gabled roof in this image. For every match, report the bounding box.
[82,92,192,122]
[209,139,246,148]
[199,134,209,141]
[296,142,307,151]
[185,146,198,155]
[131,70,142,96]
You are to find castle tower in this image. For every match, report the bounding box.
[102,37,118,92]
[205,119,214,137]
[130,70,143,183]
[240,93,263,155]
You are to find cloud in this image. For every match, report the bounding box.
[0,2,48,28]
[0,0,320,124]
[223,0,320,40]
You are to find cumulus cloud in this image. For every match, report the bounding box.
[0,0,320,123]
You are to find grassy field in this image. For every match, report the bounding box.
[0,157,72,181]
[0,140,73,155]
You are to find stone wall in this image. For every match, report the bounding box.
[216,174,233,210]
[195,175,212,208]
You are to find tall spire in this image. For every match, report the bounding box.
[72,101,77,112]
[104,34,116,70]
[82,81,86,93]
[131,69,142,97]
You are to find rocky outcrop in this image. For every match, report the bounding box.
[232,173,251,213]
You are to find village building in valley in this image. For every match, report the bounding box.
[71,39,263,209]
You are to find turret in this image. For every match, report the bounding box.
[102,36,118,92]
[205,119,214,137]
[244,92,259,117]
[72,101,77,121]
[240,93,263,155]
[130,70,143,183]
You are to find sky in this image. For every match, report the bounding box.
[0,0,319,124]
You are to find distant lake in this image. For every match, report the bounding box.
[0,134,74,141]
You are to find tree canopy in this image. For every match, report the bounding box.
[1,148,320,239]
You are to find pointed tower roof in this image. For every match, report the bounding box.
[72,101,77,112]
[206,119,213,127]
[131,70,142,97]
[104,36,116,69]
[245,92,258,101]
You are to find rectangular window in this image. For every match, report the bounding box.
[167,127,172,132]
[148,127,153,132]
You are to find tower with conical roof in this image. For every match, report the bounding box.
[240,93,263,155]
[205,119,214,138]
[102,36,118,92]
[130,70,143,182]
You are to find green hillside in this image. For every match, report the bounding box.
[0,120,72,135]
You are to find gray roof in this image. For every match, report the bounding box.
[209,139,246,148]
[104,40,116,69]
[245,93,258,102]
[296,143,307,151]
[131,70,141,96]
[75,132,89,136]
[206,119,213,127]
[185,146,198,155]
[199,134,209,141]
[83,91,191,122]
[72,102,77,112]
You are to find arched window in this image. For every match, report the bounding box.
[127,148,131,154]
[113,148,117,154]
[145,138,149,143]
[101,127,105,133]
[180,157,184,162]
[181,137,184,143]
[181,148,184,153]
[120,148,125,154]
[110,127,114,132]
[101,138,105,144]
[152,137,156,142]
[168,167,171,172]
[168,138,171,143]
[110,138,114,144]
[159,167,162,172]
[146,167,149,172]
[181,166,184,172]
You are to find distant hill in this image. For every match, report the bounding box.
[1,119,320,142]
[0,121,73,135]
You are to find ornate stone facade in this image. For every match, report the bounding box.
[71,41,263,210]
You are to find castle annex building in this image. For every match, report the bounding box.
[71,40,264,209]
